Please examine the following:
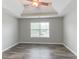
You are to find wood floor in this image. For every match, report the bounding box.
[3,44,77,59]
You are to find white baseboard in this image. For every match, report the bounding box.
[2,43,19,52]
[63,44,77,56]
[18,42,63,45]
[2,42,63,52]
[3,42,77,56]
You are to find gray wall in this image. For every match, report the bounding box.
[18,18,63,44]
[2,10,18,51]
[63,7,77,55]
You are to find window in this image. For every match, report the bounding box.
[31,22,49,38]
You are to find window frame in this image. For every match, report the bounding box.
[30,22,50,38]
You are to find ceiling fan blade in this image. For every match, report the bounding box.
[25,0,52,7]
[27,0,33,2]
[40,2,49,6]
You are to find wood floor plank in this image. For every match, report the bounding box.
[3,44,77,59]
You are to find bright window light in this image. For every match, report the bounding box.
[31,22,49,38]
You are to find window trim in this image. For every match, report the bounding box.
[30,22,50,38]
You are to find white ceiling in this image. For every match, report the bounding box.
[19,0,57,17]
[53,0,72,15]
[22,3,57,16]
[2,0,75,18]
[2,0,24,17]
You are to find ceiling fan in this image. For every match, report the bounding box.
[24,0,52,7]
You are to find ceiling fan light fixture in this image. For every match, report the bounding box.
[25,0,51,7]
[31,0,39,7]
[32,1,39,7]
